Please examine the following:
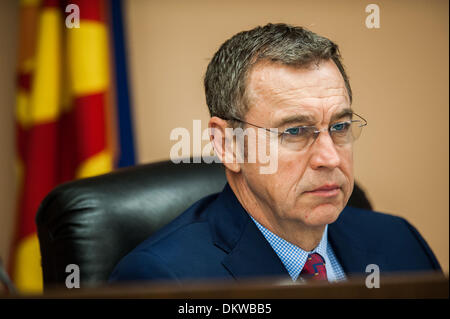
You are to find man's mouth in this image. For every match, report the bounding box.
[305,184,341,197]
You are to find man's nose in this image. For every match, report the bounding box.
[309,132,341,170]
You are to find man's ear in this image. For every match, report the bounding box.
[208,117,241,173]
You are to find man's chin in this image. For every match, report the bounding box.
[303,204,342,226]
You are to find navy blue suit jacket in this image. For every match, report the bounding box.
[109,184,441,283]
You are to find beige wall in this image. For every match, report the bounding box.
[0,0,448,277]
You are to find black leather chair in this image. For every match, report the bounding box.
[36,158,372,289]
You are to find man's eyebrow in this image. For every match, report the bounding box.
[273,108,353,127]
[331,108,353,122]
[272,114,316,127]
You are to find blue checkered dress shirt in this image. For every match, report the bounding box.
[250,216,346,282]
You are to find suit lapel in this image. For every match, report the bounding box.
[208,184,289,280]
[328,207,386,275]
[221,217,289,279]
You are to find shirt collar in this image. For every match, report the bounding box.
[250,215,329,281]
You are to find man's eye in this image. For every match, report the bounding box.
[284,127,307,136]
[331,122,350,132]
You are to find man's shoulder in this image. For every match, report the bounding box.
[334,206,419,241]
[337,206,406,227]
[331,206,441,271]
[132,191,220,254]
[109,191,229,282]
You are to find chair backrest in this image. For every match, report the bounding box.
[36,159,372,289]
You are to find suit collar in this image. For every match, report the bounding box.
[208,184,288,280]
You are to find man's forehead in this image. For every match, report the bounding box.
[245,61,350,121]
[248,61,347,100]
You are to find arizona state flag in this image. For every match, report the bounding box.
[12,0,135,293]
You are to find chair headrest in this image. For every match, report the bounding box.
[36,159,227,286]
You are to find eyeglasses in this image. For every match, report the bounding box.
[224,112,367,151]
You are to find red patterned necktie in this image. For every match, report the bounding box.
[299,253,328,281]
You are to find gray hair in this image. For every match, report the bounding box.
[204,23,352,121]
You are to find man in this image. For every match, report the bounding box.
[109,23,441,283]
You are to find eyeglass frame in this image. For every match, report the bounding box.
[222,112,368,148]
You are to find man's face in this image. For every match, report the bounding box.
[240,60,354,228]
